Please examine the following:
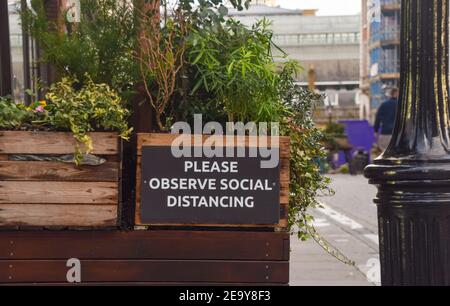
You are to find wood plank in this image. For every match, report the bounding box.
[0,155,8,161]
[0,260,289,284]
[0,131,119,155]
[0,231,289,260]
[137,133,290,155]
[0,161,119,181]
[0,204,117,227]
[0,181,118,204]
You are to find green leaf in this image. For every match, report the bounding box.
[218,5,228,16]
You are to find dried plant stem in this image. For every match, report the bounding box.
[136,7,186,131]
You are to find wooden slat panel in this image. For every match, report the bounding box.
[0,231,289,261]
[0,181,118,204]
[137,133,290,155]
[0,260,289,284]
[0,131,119,155]
[0,161,119,182]
[0,204,117,227]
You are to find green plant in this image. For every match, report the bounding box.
[181,7,335,249]
[177,0,251,26]
[44,76,132,163]
[188,18,283,123]
[21,0,138,94]
[278,64,331,237]
[132,0,251,130]
[279,65,353,264]
[0,97,33,129]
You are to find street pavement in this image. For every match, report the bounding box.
[290,174,380,286]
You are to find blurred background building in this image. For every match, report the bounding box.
[7,1,26,103]
[362,0,401,111]
[229,3,361,124]
[6,0,59,104]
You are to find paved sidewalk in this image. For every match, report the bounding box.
[290,235,373,286]
[289,175,380,286]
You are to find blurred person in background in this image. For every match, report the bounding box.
[374,88,399,151]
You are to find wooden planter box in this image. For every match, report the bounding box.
[135,133,290,230]
[0,131,120,228]
[0,132,291,285]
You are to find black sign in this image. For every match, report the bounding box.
[140,146,280,225]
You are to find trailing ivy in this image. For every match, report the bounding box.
[276,62,329,236]
[279,64,354,265]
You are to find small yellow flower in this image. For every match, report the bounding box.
[39,100,47,107]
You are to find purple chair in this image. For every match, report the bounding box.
[336,120,376,167]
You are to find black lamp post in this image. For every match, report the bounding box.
[365,0,450,286]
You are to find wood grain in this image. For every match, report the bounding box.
[137,133,290,156]
[0,231,289,285]
[0,204,117,227]
[0,181,118,204]
[0,131,120,228]
[0,131,119,155]
[0,230,289,261]
[0,260,289,284]
[0,161,119,182]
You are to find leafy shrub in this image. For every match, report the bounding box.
[279,68,332,240]
[187,18,283,123]
[44,76,132,161]
[0,97,33,129]
[21,0,138,94]
[0,77,132,164]
[178,5,332,242]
